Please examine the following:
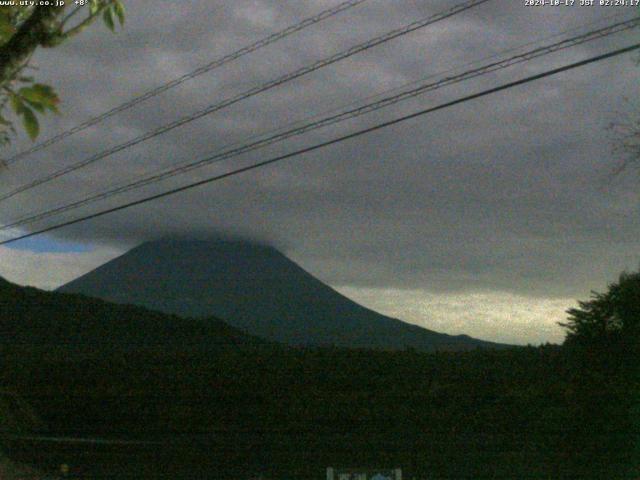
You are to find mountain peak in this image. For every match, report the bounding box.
[146,236,280,251]
[59,239,504,351]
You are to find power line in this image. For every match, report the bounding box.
[2,16,638,232]
[1,21,635,233]
[3,0,371,166]
[2,42,637,246]
[0,0,491,204]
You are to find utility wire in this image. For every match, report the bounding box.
[3,0,371,166]
[1,42,637,246]
[2,17,638,232]
[0,0,491,203]
[111,10,630,190]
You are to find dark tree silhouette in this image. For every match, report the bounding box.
[559,270,640,478]
[560,270,640,347]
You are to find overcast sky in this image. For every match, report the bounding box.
[1,0,639,345]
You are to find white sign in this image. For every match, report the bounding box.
[327,467,402,480]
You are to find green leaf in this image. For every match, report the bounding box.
[32,83,58,97]
[18,86,44,104]
[0,9,14,24]
[20,83,59,104]
[21,106,39,140]
[46,102,60,114]
[89,0,100,15]
[23,98,45,113]
[0,17,15,44]
[9,94,25,115]
[113,1,125,25]
[103,8,115,31]
[18,84,60,114]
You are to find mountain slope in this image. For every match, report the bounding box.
[59,239,503,351]
[0,275,265,357]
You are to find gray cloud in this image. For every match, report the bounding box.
[1,0,639,342]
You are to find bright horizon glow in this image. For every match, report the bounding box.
[0,241,571,345]
[336,285,572,345]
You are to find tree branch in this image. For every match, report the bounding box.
[0,6,65,87]
[60,5,83,27]
[60,9,102,39]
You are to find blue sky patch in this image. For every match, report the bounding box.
[5,235,92,254]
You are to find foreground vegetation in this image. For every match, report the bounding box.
[0,272,638,478]
[2,344,636,478]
